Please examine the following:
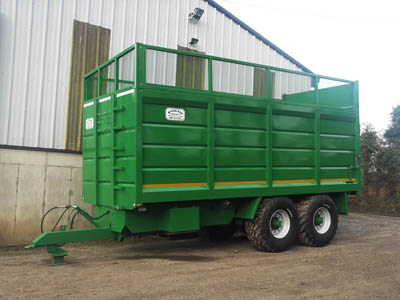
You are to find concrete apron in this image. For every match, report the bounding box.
[0,148,91,246]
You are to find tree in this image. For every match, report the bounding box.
[382,105,400,199]
[358,105,400,206]
[384,105,400,148]
[360,123,383,200]
[360,123,381,173]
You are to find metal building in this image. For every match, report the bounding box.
[0,0,312,246]
[0,0,311,151]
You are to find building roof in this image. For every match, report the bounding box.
[205,0,312,73]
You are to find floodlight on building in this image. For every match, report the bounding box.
[189,38,199,45]
[189,7,204,24]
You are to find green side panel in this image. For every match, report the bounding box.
[283,84,353,109]
[319,114,356,182]
[272,149,314,167]
[98,132,112,157]
[214,168,266,182]
[98,158,112,181]
[116,130,137,157]
[214,107,267,184]
[320,118,355,135]
[111,200,238,233]
[115,96,136,129]
[283,89,316,105]
[272,167,315,181]
[121,208,162,233]
[199,204,235,226]
[214,108,266,130]
[318,84,353,108]
[161,207,200,232]
[320,150,354,167]
[98,183,113,206]
[122,206,201,233]
[82,99,97,204]
[141,101,208,189]
[82,182,96,204]
[321,167,351,180]
[82,88,137,210]
[272,113,314,133]
[320,134,355,150]
[331,192,349,215]
[235,198,260,219]
[82,159,94,181]
[143,168,207,185]
[143,124,207,145]
[143,146,207,167]
[215,128,266,147]
[143,102,207,126]
[116,157,137,182]
[272,131,314,149]
[215,148,266,167]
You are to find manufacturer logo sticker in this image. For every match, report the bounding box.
[85,117,94,130]
[165,108,185,121]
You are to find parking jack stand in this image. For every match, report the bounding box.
[47,246,68,265]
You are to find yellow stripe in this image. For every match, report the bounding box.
[321,178,357,182]
[143,178,357,188]
[214,180,267,186]
[143,182,207,188]
[273,179,315,184]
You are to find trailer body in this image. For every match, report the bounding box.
[27,43,361,263]
[81,43,360,234]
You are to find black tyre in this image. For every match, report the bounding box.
[206,225,236,242]
[245,197,299,252]
[297,194,338,247]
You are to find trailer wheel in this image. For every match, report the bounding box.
[245,197,299,252]
[297,195,338,247]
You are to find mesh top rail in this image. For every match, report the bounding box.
[84,43,357,105]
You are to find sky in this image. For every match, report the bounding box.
[217,0,400,132]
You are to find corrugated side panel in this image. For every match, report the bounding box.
[82,88,137,210]
[214,107,267,186]
[142,99,208,190]
[139,84,358,204]
[0,0,307,149]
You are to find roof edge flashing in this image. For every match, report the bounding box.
[205,0,313,74]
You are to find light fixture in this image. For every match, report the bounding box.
[189,38,199,45]
[189,7,204,24]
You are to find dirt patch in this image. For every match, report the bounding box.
[1,213,400,300]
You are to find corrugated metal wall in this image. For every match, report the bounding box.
[0,0,306,150]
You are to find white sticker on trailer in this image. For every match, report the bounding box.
[83,101,94,108]
[165,108,185,121]
[117,89,135,98]
[99,96,111,103]
[85,117,94,130]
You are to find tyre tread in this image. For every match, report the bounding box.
[245,197,298,252]
[297,194,338,247]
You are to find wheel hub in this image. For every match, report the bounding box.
[313,207,331,234]
[271,217,282,230]
[269,210,291,239]
[315,214,323,225]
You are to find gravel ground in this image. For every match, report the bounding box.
[1,212,399,300]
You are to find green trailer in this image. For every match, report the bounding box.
[27,43,361,264]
